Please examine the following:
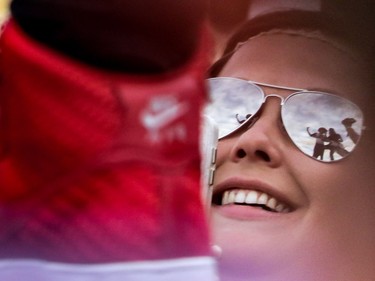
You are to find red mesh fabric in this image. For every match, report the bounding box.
[0,20,211,262]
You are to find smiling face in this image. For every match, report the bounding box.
[211,32,375,281]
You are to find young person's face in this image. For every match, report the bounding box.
[211,33,375,281]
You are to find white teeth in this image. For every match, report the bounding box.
[245,191,258,204]
[257,193,269,205]
[228,191,236,204]
[275,203,285,213]
[222,191,229,205]
[234,191,246,203]
[220,189,290,213]
[266,197,277,210]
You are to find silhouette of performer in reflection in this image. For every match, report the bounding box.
[307,127,328,160]
[342,118,359,143]
[326,128,349,160]
[236,113,252,124]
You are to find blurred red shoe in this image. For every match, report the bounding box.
[0,20,217,280]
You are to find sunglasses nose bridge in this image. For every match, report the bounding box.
[264,94,285,106]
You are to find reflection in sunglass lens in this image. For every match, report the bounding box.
[205,78,364,163]
[206,78,264,138]
[282,92,364,162]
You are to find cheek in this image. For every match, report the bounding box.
[293,149,375,242]
[216,139,234,166]
[295,156,375,210]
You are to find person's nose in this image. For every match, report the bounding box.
[227,98,284,168]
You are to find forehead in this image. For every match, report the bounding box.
[219,33,370,106]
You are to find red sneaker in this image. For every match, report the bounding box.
[0,20,216,278]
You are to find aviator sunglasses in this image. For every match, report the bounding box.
[205,77,365,162]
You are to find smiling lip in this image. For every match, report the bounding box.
[212,177,295,219]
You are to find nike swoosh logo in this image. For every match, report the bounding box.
[142,102,188,130]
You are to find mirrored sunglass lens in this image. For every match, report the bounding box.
[282,92,364,162]
[205,78,264,138]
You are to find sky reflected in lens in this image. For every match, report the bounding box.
[206,78,264,138]
[282,92,363,162]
